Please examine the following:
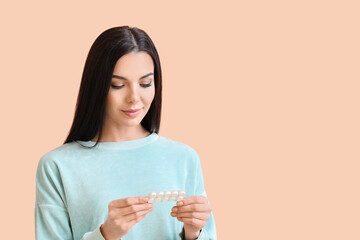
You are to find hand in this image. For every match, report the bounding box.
[171,195,212,239]
[100,196,153,240]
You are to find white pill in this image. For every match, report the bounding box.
[149,192,156,198]
[147,190,187,203]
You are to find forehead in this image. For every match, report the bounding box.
[113,51,154,77]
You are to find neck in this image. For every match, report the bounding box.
[92,126,151,142]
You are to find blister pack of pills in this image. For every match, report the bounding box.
[147,190,187,203]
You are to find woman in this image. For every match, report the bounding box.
[35,26,217,240]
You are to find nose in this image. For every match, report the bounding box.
[127,85,140,104]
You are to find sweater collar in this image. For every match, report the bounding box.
[76,132,159,149]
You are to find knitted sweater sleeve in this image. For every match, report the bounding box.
[177,149,217,240]
[35,155,105,240]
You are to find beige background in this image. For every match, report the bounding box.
[0,0,359,239]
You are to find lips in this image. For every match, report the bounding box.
[123,108,141,113]
[122,108,142,117]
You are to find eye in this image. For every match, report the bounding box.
[111,82,152,89]
[111,84,124,89]
[140,83,152,88]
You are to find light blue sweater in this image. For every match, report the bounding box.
[35,132,217,239]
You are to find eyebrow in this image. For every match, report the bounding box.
[112,72,154,80]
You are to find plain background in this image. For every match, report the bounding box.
[1,0,359,239]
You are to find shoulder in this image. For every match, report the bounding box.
[156,135,200,160]
[37,141,83,168]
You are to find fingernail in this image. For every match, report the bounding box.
[172,207,178,212]
[144,197,149,202]
[177,201,183,206]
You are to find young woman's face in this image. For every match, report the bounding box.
[105,51,155,129]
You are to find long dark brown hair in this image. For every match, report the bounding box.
[63,26,162,148]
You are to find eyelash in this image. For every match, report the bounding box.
[111,83,152,89]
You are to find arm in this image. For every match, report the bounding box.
[35,155,106,240]
[177,149,217,240]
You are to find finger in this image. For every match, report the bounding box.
[119,202,153,215]
[123,207,153,222]
[177,195,208,207]
[110,196,149,208]
[171,211,210,221]
[172,203,211,213]
[177,217,206,229]
[125,210,148,226]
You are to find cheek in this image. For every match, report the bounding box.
[106,94,121,110]
[144,95,154,107]
[145,88,155,103]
